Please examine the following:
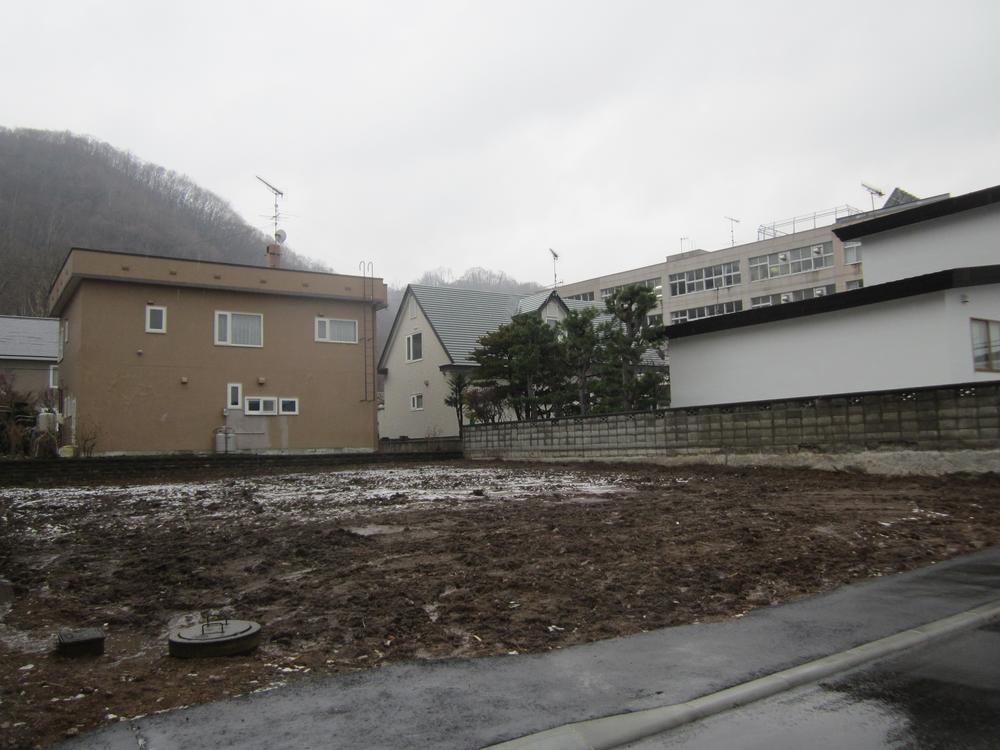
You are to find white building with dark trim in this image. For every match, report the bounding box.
[666,184,1000,407]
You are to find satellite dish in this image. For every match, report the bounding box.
[274,229,287,244]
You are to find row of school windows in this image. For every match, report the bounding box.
[668,242,861,296]
[566,243,861,303]
[141,306,359,346]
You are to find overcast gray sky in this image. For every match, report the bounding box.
[5,1,999,287]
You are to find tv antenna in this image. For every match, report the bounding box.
[861,182,885,212]
[724,216,740,247]
[549,248,560,289]
[679,236,689,253]
[256,175,285,240]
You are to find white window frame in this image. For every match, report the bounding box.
[278,397,300,415]
[49,365,59,389]
[145,305,167,334]
[215,311,264,348]
[227,383,243,409]
[971,318,1000,372]
[844,242,863,265]
[406,332,423,362]
[244,396,277,415]
[410,393,424,411]
[668,263,740,296]
[671,301,743,323]
[749,243,834,281]
[315,317,359,344]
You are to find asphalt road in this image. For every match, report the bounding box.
[626,620,1000,749]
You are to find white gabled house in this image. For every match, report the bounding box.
[378,286,580,439]
[667,184,1000,407]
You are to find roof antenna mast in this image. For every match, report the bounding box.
[256,175,285,240]
[724,216,740,248]
[861,182,885,212]
[549,248,559,290]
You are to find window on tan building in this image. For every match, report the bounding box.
[216,311,263,347]
[315,317,358,343]
[145,305,167,333]
[245,396,277,415]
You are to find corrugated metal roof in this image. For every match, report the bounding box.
[410,285,524,366]
[0,316,60,361]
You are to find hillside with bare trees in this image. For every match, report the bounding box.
[0,128,323,316]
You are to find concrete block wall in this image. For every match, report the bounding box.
[463,381,1000,460]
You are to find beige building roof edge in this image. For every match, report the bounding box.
[48,247,388,316]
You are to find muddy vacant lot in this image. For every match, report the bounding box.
[2,461,999,748]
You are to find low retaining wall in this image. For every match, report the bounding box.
[379,436,463,455]
[464,381,1000,463]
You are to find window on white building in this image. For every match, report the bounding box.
[671,301,743,323]
[145,305,167,333]
[750,284,836,308]
[971,318,1000,372]
[216,311,263,347]
[406,333,423,361]
[844,242,863,265]
[749,243,834,281]
[410,393,424,410]
[668,262,741,296]
[315,317,358,343]
[567,291,595,301]
[600,278,660,299]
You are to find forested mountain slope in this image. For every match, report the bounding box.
[0,128,321,315]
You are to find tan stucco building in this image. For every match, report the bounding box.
[49,248,387,455]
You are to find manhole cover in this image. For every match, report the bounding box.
[168,619,261,658]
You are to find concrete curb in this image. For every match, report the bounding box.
[484,598,1000,750]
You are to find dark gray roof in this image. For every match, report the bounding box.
[378,284,667,371]
[409,285,524,367]
[0,316,60,361]
[516,290,557,313]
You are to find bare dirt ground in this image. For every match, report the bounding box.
[1,460,999,749]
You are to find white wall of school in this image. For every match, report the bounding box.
[669,284,1000,407]
[861,203,1000,285]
